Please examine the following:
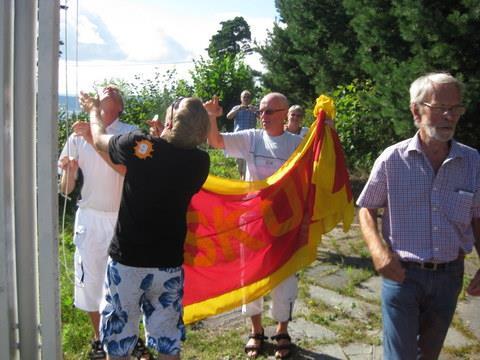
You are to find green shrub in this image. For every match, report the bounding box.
[333,80,399,173]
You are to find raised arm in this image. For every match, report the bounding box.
[204,96,225,149]
[226,105,240,120]
[359,207,405,282]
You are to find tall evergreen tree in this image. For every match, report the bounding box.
[343,0,480,145]
[258,0,363,107]
[260,0,480,148]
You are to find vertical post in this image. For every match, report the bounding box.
[14,0,40,358]
[0,0,18,359]
[38,0,62,358]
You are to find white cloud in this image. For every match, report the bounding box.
[77,15,104,45]
[59,1,276,94]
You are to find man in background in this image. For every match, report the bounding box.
[226,90,257,179]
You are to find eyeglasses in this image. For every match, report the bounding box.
[170,97,185,120]
[255,108,287,117]
[421,102,466,116]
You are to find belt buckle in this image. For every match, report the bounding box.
[420,262,438,270]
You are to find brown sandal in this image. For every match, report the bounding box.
[244,329,268,358]
[271,333,293,359]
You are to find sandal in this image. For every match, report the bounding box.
[132,338,155,360]
[271,333,293,359]
[244,329,268,358]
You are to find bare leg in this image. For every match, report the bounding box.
[89,311,101,339]
[245,314,263,358]
[274,321,291,358]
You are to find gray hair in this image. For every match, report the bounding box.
[288,105,304,116]
[162,97,210,149]
[409,72,464,105]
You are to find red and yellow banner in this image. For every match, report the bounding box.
[183,96,354,324]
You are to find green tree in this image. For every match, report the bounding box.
[260,0,480,151]
[258,0,363,106]
[341,0,480,147]
[191,54,256,131]
[333,80,399,172]
[207,16,252,58]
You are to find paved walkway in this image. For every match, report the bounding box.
[201,223,480,359]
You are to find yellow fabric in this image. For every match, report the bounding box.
[183,94,354,324]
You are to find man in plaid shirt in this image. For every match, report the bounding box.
[226,90,257,179]
[357,72,480,359]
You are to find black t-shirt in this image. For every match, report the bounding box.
[108,130,210,267]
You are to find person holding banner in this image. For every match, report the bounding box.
[206,92,301,359]
[80,93,211,360]
[357,72,480,359]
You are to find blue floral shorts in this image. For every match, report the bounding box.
[99,259,185,357]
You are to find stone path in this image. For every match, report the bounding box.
[199,222,480,359]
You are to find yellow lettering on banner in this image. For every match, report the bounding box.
[184,206,267,266]
[261,176,305,236]
[184,210,216,267]
[212,207,266,262]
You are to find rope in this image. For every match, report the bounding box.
[59,0,75,284]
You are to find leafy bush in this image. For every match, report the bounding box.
[333,80,399,173]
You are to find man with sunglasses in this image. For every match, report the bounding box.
[59,85,137,359]
[357,72,480,359]
[80,94,211,360]
[207,92,302,359]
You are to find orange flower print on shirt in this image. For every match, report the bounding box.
[134,139,154,159]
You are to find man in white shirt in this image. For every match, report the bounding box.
[58,85,137,359]
[207,92,301,359]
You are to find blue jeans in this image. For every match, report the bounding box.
[381,260,464,360]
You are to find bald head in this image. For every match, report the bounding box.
[258,92,289,136]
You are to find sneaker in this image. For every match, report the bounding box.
[89,339,106,360]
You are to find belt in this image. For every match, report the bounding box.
[401,257,463,271]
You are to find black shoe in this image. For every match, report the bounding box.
[132,338,154,359]
[89,339,106,360]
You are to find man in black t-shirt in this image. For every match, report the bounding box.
[80,93,212,360]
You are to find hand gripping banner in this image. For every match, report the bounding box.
[183,95,354,324]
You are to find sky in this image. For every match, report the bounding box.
[58,0,280,95]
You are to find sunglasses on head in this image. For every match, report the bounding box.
[170,97,185,120]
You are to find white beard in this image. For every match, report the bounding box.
[423,124,455,142]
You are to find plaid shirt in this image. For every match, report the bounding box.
[233,106,257,132]
[357,132,480,262]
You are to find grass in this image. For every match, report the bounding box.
[59,149,241,358]
[58,153,480,358]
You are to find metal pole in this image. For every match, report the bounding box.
[0,0,19,359]
[37,0,61,358]
[14,0,40,358]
